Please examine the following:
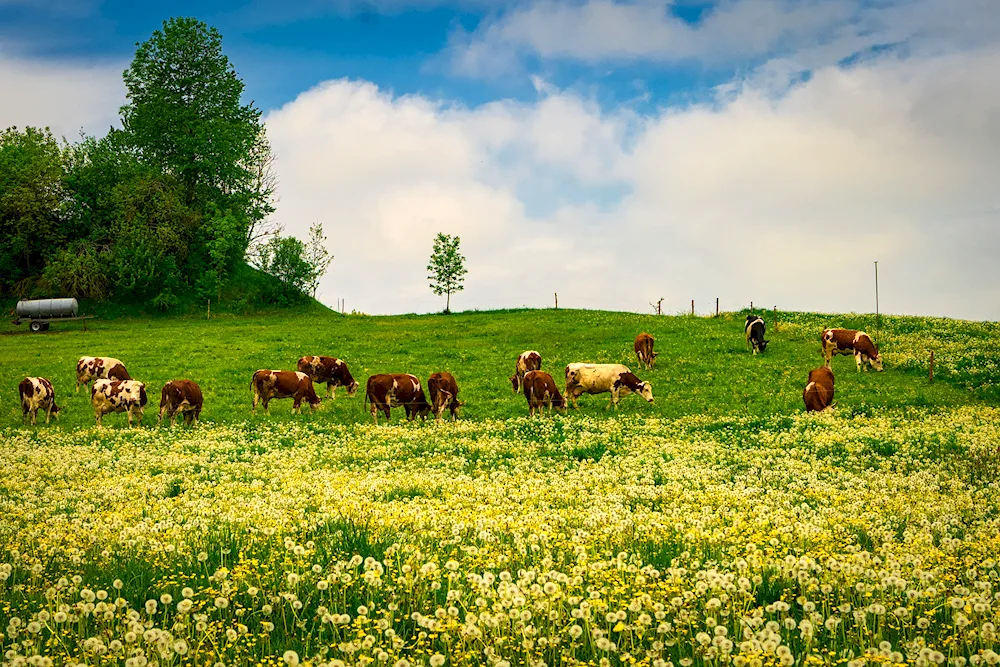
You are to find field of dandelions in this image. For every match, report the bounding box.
[2,308,1000,667]
[3,408,1000,667]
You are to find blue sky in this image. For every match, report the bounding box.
[2,0,999,319]
[0,0,757,113]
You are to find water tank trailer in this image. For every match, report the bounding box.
[12,298,96,332]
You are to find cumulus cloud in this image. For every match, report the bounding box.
[266,46,1000,319]
[447,0,1000,80]
[0,49,123,138]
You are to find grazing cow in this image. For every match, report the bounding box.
[76,356,131,392]
[745,316,769,354]
[92,379,147,427]
[822,328,884,371]
[634,333,658,369]
[296,356,359,399]
[18,377,60,425]
[510,350,542,393]
[522,370,566,417]
[251,370,321,415]
[158,379,204,427]
[365,374,431,425]
[803,367,835,412]
[427,371,461,421]
[564,363,654,410]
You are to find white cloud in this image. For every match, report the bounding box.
[266,46,1000,319]
[447,0,1000,80]
[0,50,123,139]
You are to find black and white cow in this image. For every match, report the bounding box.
[745,315,769,354]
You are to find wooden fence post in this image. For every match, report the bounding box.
[929,350,934,382]
[554,293,558,309]
[750,301,753,311]
[691,299,695,316]
[207,299,211,320]
[716,297,719,317]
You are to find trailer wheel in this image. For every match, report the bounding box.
[30,321,43,332]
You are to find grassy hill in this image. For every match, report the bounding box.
[2,307,997,427]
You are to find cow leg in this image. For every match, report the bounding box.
[855,353,863,372]
[30,408,38,426]
[94,410,102,427]
[263,398,271,416]
[44,406,52,424]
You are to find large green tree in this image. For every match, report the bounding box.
[120,17,271,264]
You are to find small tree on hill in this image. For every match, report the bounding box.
[303,222,332,298]
[427,232,467,314]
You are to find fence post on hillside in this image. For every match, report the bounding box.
[554,293,558,309]
[716,298,719,317]
[207,299,211,320]
[750,301,753,312]
[929,350,935,382]
[691,300,695,316]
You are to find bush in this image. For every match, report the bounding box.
[39,243,109,299]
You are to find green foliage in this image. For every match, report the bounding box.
[252,235,313,304]
[0,127,67,292]
[0,17,282,310]
[426,232,467,313]
[39,242,109,299]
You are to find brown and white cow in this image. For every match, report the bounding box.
[634,333,658,369]
[365,374,431,425]
[296,356,359,399]
[159,379,204,427]
[92,379,147,427]
[18,377,60,425]
[565,363,654,410]
[251,370,321,415]
[803,367,835,412]
[522,370,566,417]
[510,350,542,393]
[76,357,131,392]
[427,371,461,421]
[821,328,883,372]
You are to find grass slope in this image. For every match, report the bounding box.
[1,308,997,428]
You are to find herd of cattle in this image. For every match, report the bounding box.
[16,319,884,427]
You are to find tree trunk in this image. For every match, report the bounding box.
[446,291,451,313]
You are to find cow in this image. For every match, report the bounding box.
[634,333,658,369]
[158,380,204,427]
[296,356,359,399]
[365,374,431,425]
[522,370,566,417]
[18,377,60,425]
[251,370,321,415]
[427,371,461,422]
[92,379,147,427]
[745,316,769,354]
[76,357,131,392]
[564,363,654,410]
[803,367,835,412]
[822,328,884,371]
[510,351,542,393]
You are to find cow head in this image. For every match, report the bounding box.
[757,339,769,352]
[637,381,654,403]
[554,394,568,414]
[869,354,884,372]
[346,380,360,397]
[510,375,519,393]
[50,403,61,418]
[432,389,453,420]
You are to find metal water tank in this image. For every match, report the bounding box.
[16,298,79,319]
